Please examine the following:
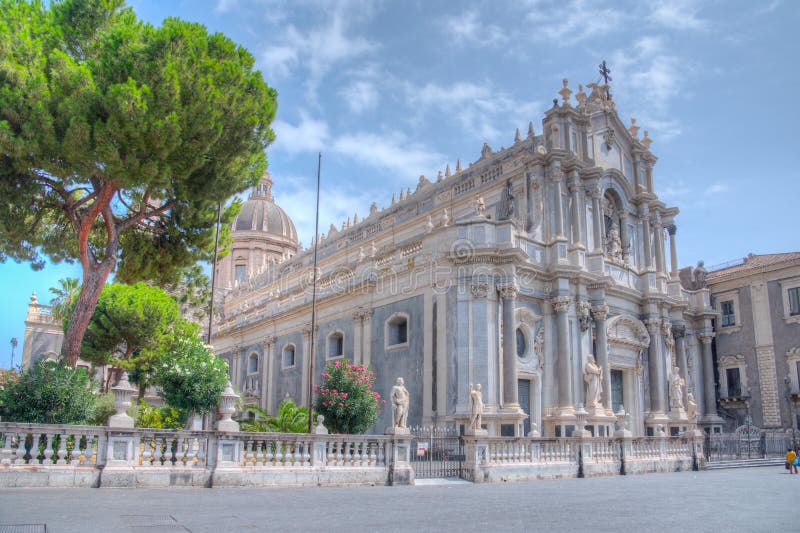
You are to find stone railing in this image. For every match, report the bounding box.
[0,423,408,488]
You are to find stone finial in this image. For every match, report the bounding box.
[370,202,378,215]
[514,128,521,143]
[558,78,572,106]
[437,170,443,182]
[407,187,412,198]
[456,159,462,172]
[217,380,240,432]
[30,291,38,305]
[399,189,405,201]
[108,372,137,428]
[481,142,492,158]
[527,121,535,139]
[425,215,434,233]
[353,213,359,225]
[628,117,640,139]
[642,130,652,150]
[445,164,451,178]
[391,192,397,206]
[576,84,586,107]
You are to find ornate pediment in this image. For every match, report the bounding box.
[718,354,745,368]
[606,314,650,349]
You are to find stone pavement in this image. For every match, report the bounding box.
[0,467,795,533]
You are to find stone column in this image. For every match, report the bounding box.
[591,187,603,253]
[553,296,572,409]
[499,284,519,409]
[592,305,611,410]
[551,168,565,239]
[568,171,583,247]
[652,213,666,275]
[640,204,653,269]
[362,311,373,368]
[619,212,630,264]
[673,326,688,406]
[667,225,679,278]
[646,319,666,414]
[699,333,717,417]
[645,162,654,193]
[352,310,363,365]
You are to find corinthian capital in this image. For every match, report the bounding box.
[471,282,491,299]
[672,325,686,338]
[698,332,715,344]
[591,305,609,321]
[551,296,571,313]
[644,318,661,333]
[497,283,518,299]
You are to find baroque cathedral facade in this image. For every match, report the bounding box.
[212,77,723,437]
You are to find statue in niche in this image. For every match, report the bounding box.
[584,355,602,409]
[469,383,484,429]
[605,222,623,262]
[533,325,545,363]
[669,366,685,410]
[499,178,515,220]
[391,377,409,428]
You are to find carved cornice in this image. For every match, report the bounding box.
[719,354,745,367]
[551,296,571,313]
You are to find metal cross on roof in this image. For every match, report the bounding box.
[599,61,612,85]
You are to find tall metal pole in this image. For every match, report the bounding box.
[307,153,322,433]
[10,337,17,370]
[207,201,222,345]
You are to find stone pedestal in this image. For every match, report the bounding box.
[462,435,489,483]
[384,426,410,436]
[217,381,240,432]
[463,428,488,437]
[387,432,414,486]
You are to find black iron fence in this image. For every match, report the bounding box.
[409,426,464,479]
[703,424,795,462]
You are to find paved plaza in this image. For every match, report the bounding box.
[0,467,794,532]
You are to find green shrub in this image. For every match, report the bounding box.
[0,361,96,424]
[239,400,310,433]
[155,335,228,415]
[86,392,118,426]
[133,400,186,429]
[314,361,383,434]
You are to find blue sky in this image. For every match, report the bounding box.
[1,0,798,368]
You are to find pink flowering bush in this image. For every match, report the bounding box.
[314,361,384,434]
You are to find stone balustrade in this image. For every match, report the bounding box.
[1,422,702,488]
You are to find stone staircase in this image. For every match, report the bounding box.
[706,458,786,470]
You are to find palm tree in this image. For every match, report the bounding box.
[49,278,81,321]
[239,399,309,433]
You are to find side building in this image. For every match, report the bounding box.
[697,253,800,431]
[212,75,724,437]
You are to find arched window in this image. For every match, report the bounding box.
[386,313,409,347]
[282,344,296,368]
[327,331,344,358]
[248,352,259,374]
[516,328,527,357]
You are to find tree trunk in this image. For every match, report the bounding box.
[61,256,117,367]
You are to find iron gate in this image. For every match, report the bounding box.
[409,426,464,479]
[703,424,794,462]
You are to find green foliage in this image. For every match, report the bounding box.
[314,362,383,434]
[0,0,278,363]
[86,391,117,426]
[49,277,81,322]
[132,400,186,429]
[0,361,96,424]
[160,264,212,324]
[155,335,228,414]
[238,400,309,433]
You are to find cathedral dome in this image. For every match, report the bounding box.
[233,172,298,244]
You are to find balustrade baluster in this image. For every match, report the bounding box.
[0,430,11,465]
[254,439,264,466]
[56,433,67,465]
[368,442,377,466]
[275,440,285,465]
[335,441,343,466]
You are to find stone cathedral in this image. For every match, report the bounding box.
[211,76,724,438]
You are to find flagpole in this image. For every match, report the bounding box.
[307,152,322,433]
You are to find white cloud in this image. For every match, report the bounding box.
[524,0,626,45]
[272,111,330,155]
[340,80,379,113]
[648,0,708,30]
[756,0,782,14]
[214,0,238,13]
[262,43,300,79]
[444,10,508,47]
[333,132,444,178]
[704,183,729,195]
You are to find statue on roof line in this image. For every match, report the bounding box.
[499,179,515,221]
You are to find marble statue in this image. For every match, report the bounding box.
[391,377,409,428]
[669,366,685,410]
[584,355,602,409]
[476,196,486,217]
[499,178,515,220]
[469,383,484,430]
[605,222,623,261]
[693,260,708,289]
[686,393,697,427]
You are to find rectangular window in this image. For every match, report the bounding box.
[624,156,633,179]
[789,287,800,316]
[571,130,578,153]
[721,300,736,327]
[235,264,247,284]
[726,368,742,397]
[611,370,624,413]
